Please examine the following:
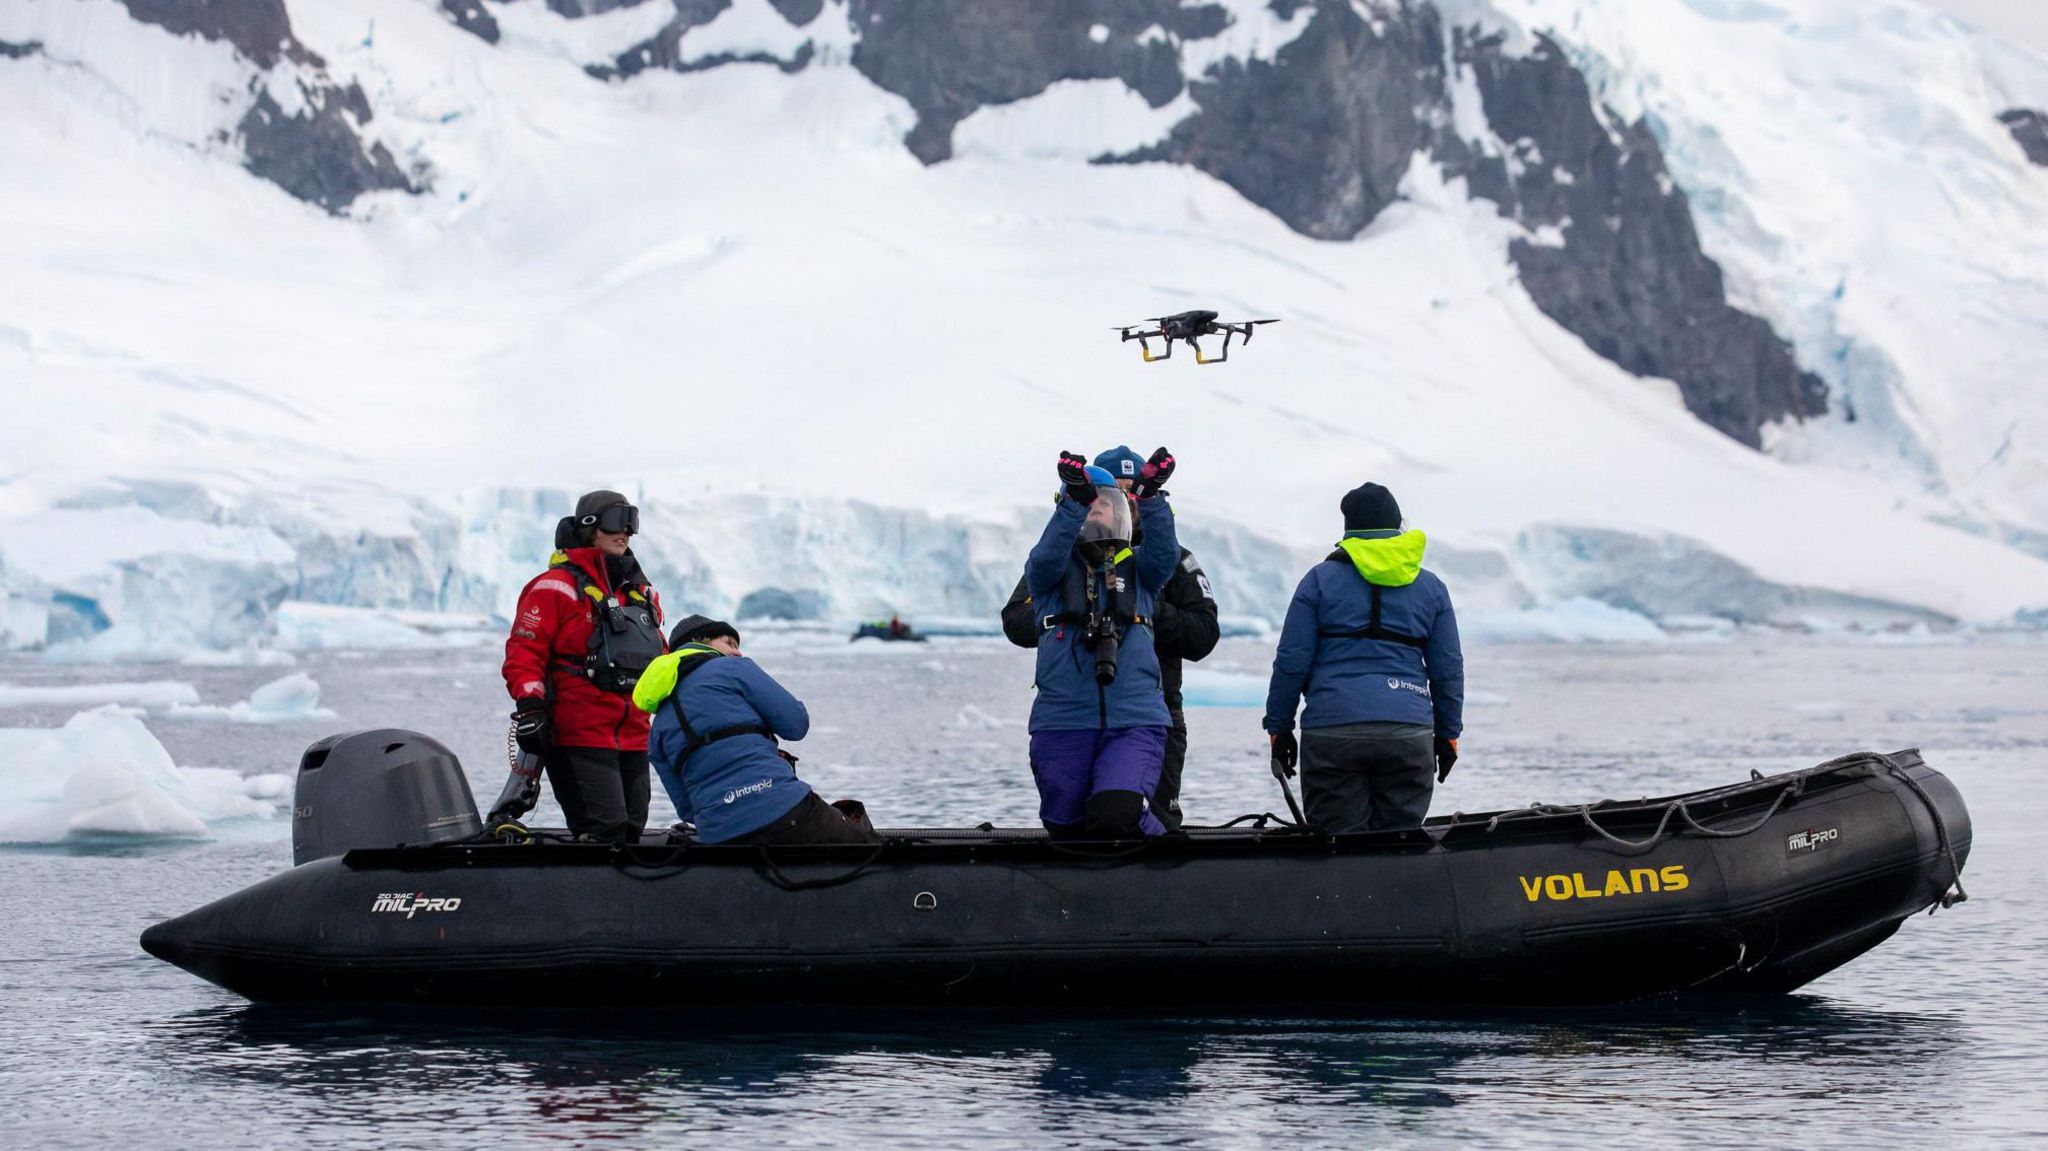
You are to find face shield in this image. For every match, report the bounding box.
[1076,487,1133,566]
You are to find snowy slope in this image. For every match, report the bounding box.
[1,0,2046,656]
[1493,0,2048,550]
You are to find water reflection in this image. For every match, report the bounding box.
[143,996,1966,1142]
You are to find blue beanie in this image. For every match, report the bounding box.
[1083,465,1118,487]
[1092,445,1145,481]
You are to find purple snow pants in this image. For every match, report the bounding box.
[1028,726,1169,836]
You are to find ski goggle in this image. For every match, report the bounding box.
[580,504,639,536]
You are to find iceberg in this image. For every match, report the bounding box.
[0,706,291,843]
[162,673,337,724]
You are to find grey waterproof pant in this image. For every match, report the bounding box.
[1301,722,1434,833]
[545,746,650,844]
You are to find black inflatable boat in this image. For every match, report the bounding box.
[141,731,1970,1008]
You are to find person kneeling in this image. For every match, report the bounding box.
[634,616,878,845]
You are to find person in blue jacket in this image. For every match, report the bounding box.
[634,615,878,845]
[1263,482,1464,833]
[1024,447,1180,837]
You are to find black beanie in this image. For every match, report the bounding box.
[561,490,630,547]
[1340,482,1402,531]
[668,614,740,649]
[574,489,630,521]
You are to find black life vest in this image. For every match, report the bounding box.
[1316,550,1429,650]
[558,562,666,694]
[661,647,771,761]
[1036,550,1151,637]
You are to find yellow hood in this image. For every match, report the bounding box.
[631,645,720,713]
[1335,530,1427,587]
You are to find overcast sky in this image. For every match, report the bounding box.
[1922,0,2048,55]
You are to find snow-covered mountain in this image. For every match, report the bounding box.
[1,0,2045,657]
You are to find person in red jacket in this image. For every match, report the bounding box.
[502,490,667,843]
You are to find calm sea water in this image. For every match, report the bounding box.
[2,636,2044,1148]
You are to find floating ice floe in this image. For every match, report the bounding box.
[273,602,500,652]
[0,680,202,710]
[1461,599,1669,644]
[0,707,290,843]
[1181,669,1268,708]
[161,672,336,724]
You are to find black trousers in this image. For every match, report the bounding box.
[735,793,882,846]
[1153,708,1189,831]
[545,746,650,844]
[1300,722,1434,834]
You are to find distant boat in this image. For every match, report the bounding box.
[851,617,926,643]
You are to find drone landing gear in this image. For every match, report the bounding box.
[1192,329,1235,365]
[1120,329,1174,362]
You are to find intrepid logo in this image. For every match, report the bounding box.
[1387,677,1431,696]
[722,779,774,804]
[1787,827,1840,855]
[372,892,462,918]
[1519,865,1690,902]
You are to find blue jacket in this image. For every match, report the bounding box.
[636,646,812,844]
[1263,529,1464,738]
[1025,495,1178,732]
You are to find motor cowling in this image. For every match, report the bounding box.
[292,729,482,865]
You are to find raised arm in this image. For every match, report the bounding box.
[1134,496,1178,594]
[1026,497,1087,599]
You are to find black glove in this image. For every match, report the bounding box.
[1133,446,1175,498]
[1270,731,1298,781]
[1435,736,1458,783]
[1058,451,1096,504]
[511,699,551,755]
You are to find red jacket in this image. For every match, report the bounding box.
[502,548,665,751]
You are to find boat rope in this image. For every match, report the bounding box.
[1480,779,1799,849]
[1477,751,1970,912]
[1576,784,1799,850]
[753,839,891,892]
[1214,811,1300,830]
[1868,751,1970,911]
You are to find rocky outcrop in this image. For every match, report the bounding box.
[769,0,825,25]
[1114,3,1447,239]
[0,40,41,59]
[586,0,826,81]
[849,0,1223,164]
[240,83,417,215]
[438,0,501,45]
[114,0,419,214]
[1451,31,1826,446]
[115,0,308,68]
[2001,108,2048,167]
[548,0,668,16]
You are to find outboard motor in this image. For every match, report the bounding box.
[292,729,483,865]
